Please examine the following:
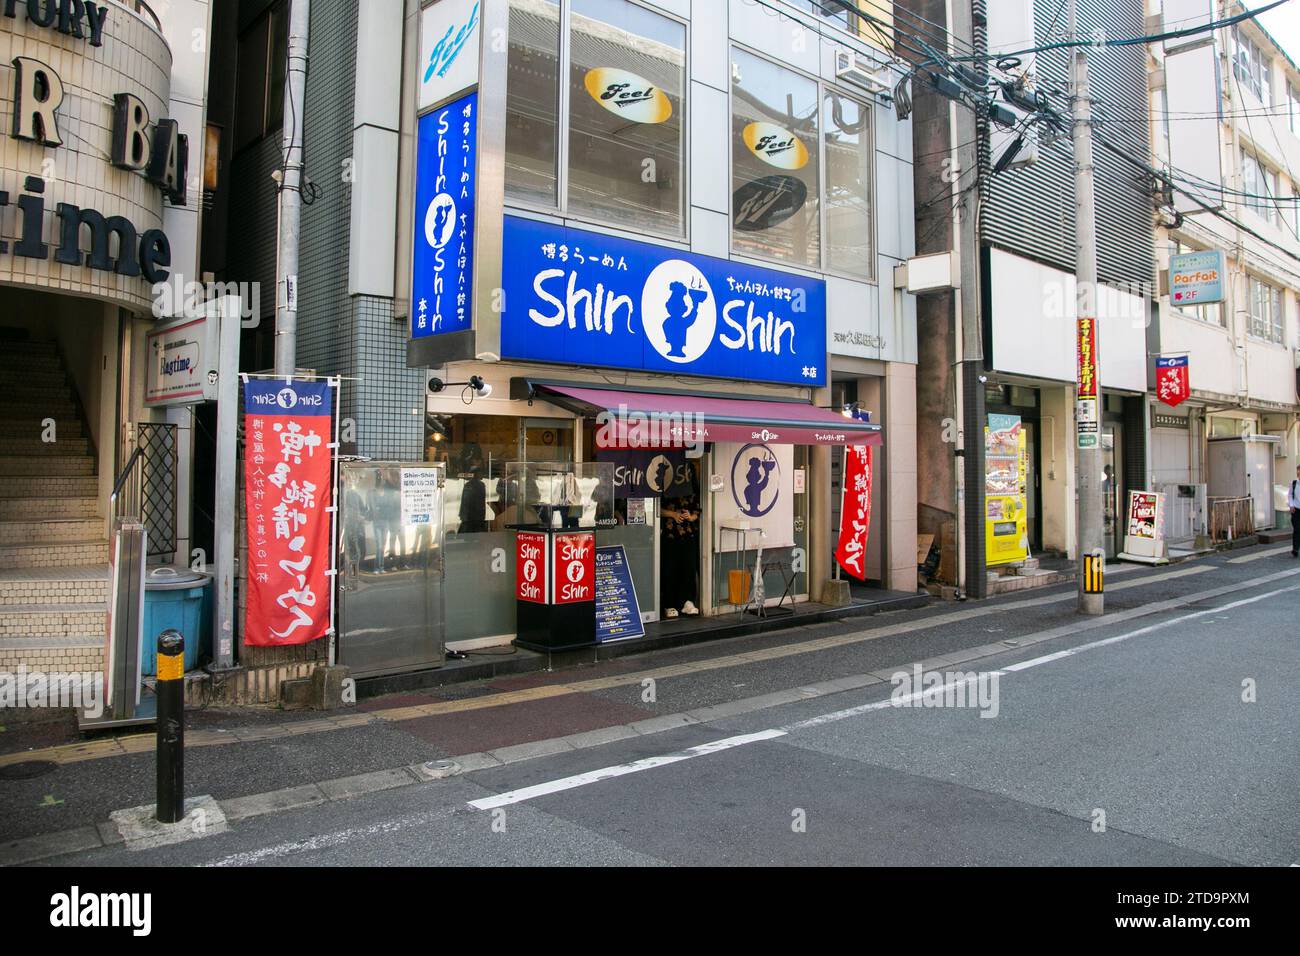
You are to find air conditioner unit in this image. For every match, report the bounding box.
[835,50,890,95]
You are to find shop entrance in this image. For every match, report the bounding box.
[658,458,702,620]
[1101,423,1124,559]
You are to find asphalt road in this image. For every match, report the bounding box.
[16,545,1299,867]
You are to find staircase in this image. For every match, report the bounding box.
[0,335,108,677]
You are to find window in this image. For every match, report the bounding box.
[1232,27,1272,104]
[234,0,288,151]
[1152,88,1169,162]
[1290,84,1300,136]
[504,0,686,237]
[1247,275,1283,344]
[567,0,685,233]
[1170,240,1224,327]
[790,0,852,28]
[823,89,874,275]
[504,0,561,206]
[731,47,821,269]
[1241,150,1278,225]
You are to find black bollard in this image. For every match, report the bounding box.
[155,628,185,824]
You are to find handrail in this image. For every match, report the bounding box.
[110,445,145,523]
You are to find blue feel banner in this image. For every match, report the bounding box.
[500,216,827,386]
[411,91,477,339]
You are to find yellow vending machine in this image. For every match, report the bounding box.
[985,414,1029,566]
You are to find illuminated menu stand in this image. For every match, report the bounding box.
[506,462,612,651]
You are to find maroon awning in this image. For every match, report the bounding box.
[531,383,883,448]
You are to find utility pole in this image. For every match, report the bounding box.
[274,0,310,376]
[1069,0,1104,614]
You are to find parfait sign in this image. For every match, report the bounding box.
[243,379,335,646]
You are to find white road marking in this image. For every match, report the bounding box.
[466,578,1300,811]
[467,730,787,811]
[1228,545,1293,564]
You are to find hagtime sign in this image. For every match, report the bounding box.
[500,216,827,387]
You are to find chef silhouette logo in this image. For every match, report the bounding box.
[646,454,674,493]
[641,260,716,364]
[424,193,457,250]
[731,443,779,517]
[275,388,298,410]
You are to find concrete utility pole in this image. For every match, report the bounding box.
[274,0,310,376]
[1069,0,1104,614]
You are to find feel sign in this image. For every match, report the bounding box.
[500,216,827,387]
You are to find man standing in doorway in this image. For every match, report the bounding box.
[1289,464,1300,558]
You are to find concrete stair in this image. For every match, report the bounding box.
[0,332,108,675]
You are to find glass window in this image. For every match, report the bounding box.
[1241,150,1277,224]
[567,0,685,234]
[791,0,852,27]
[1152,88,1169,161]
[1248,276,1283,344]
[1233,28,1271,103]
[505,0,561,207]
[731,47,821,268]
[823,89,874,277]
[1290,84,1300,136]
[234,2,288,151]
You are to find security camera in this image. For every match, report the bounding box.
[468,375,492,399]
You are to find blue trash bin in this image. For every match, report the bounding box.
[141,566,212,676]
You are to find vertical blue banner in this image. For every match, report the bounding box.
[411,91,477,339]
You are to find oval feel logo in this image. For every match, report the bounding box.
[743,122,809,170]
[583,68,673,124]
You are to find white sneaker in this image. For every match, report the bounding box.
[681,601,699,616]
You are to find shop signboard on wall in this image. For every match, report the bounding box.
[144,314,219,406]
[1155,355,1190,408]
[985,414,1029,566]
[500,216,827,387]
[713,442,795,548]
[411,91,477,341]
[1169,250,1225,306]
[418,0,480,110]
[243,379,335,647]
[595,545,644,642]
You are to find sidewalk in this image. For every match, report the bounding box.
[2,543,1293,857]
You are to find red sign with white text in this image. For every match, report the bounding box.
[243,379,334,646]
[516,532,548,603]
[834,445,873,581]
[551,532,595,604]
[1155,356,1190,408]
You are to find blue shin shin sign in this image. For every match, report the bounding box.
[411,91,478,340]
[500,216,827,386]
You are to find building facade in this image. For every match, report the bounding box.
[204,0,920,668]
[0,0,212,676]
[1149,0,1300,539]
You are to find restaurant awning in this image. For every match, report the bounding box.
[514,381,883,447]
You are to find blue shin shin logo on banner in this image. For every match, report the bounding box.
[500,216,826,386]
[411,91,477,339]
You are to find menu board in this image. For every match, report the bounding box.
[595,545,644,643]
[985,414,1029,566]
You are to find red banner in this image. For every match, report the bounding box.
[834,445,873,581]
[243,379,334,646]
[516,532,548,603]
[551,532,595,604]
[1155,356,1190,408]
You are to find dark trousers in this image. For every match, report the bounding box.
[661,534,699,611]
[1292,510,1299,555]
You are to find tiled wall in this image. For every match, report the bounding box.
[0,10,171,312]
